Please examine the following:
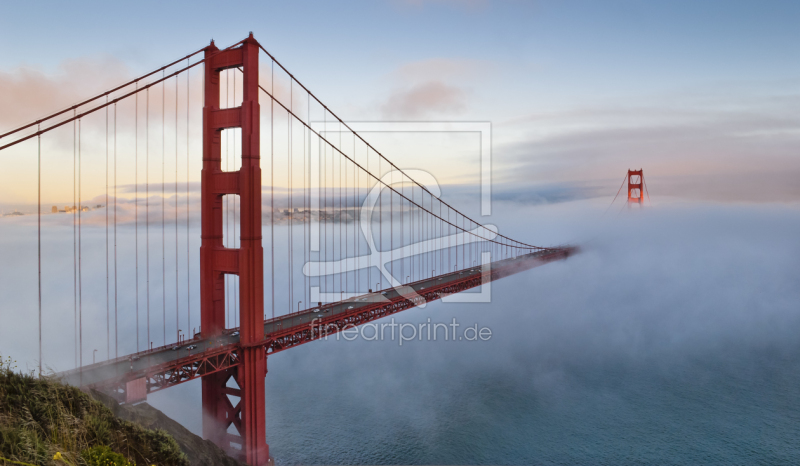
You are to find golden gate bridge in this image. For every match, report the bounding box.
[0,33,576,465]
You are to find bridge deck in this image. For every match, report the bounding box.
[58,247,575,399]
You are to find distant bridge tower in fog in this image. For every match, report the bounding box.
[627,169,646,205]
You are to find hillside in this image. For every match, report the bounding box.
[0,356,245,466]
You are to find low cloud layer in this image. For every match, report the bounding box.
[495,86,800,202]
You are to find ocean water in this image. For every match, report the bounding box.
[263,343,800,465]
[148,199,800,465]
[3,198,800,464]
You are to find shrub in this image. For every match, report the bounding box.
[82,445,133,466]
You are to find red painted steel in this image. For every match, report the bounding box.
[38,33,580,465]
[267,248,575,353]
[86,248,576,403]
[125,377,147,404]
[96,346,242,404]
[628,169,643,204]
[200,33,269,465]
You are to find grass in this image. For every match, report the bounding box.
[0,355,188,466]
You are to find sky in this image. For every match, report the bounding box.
[1,0,799,205]
[1,4,800,462]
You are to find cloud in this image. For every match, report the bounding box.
[0,56,132,130]
[494,95,800,203]
[379,58,486,118]
[393,58,486,81]
[381,81,467,118]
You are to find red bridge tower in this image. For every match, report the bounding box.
[200,34,269,465]
[627,169,644,205]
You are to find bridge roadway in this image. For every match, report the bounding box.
[58,247,575,399]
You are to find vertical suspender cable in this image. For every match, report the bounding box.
[73,111,77,368]
[378,155,381,289]
[343,130,347,296]
[352,138,355,291]
[135,86,140,352]
[324,128,327,296]
[339,122,342,296]
[175,75,179,342]
[37,125,42,376]
[354,137,358,291]
[390,164,393,283]
[78,119,82,368]
[289,83,293,312]
[401,176,405,282]
[431,194,434,277]
[162,72,166,346]
[106,97,110,359]
[187,59,191,336]
[350,135,354,293]
[270,60,275,319]
[366,144,369,290]
[354,132,357,293]
[320,120,325,298]
[146,88,150,349]
[114,103,118,358]
[303,94,308,309]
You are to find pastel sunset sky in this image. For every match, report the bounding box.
[1,0,798,205]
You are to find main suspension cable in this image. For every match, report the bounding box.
[603,173,628,217]
[0,47,206,141]
[254,81,539,251]
[256,44,544,252]
[0,39,246,153]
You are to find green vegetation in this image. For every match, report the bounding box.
[0,355,188,466]
[81,445,132,466]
